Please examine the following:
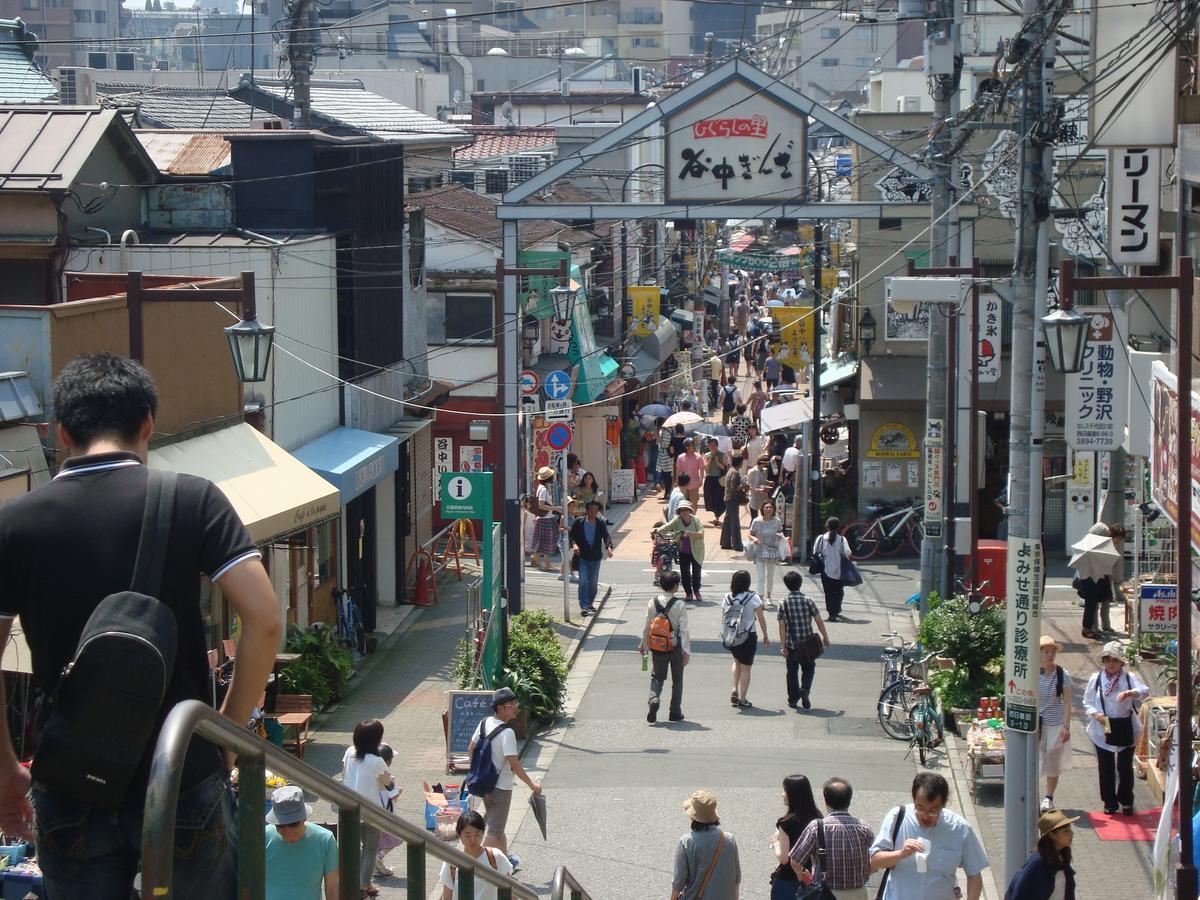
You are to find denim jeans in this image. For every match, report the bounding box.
[34,771,237,900]
[577,557,601,610]
[785,646,817,705]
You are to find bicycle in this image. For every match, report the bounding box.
[905,673,945,765]
[842,499,924,560]
[879,631,917,693]
[333,586,368,657]
[877,649,940,748]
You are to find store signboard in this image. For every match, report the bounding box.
[1065,309,1128,451]
[1004,536,1044,733]
[1108,148,1161,265]
[1149,362,1200,553]
[629,286,660,337]
[977,294,1002,383]
[433,436,453,502]
[1138,584,1178,635]
[924,418,944,539]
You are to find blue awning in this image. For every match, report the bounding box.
[292,426,400,505]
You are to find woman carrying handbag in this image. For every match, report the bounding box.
[1082,641,1149,815]
[811,517,852,621]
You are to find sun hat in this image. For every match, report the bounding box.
[1039,635,1063,652]
[492,687,517,708]
[675,501,694,513]
[1099,640,1128,665]
[536,466,555,481]
[683,790,719,824]
[266,785,312,826]
[1036,809,1079,837]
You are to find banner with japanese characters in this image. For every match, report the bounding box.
[1149,361,1200,553]
[433,436,453,502]
[1065,309,1127,451]
[665,77,806,203]
[1004,536,1044,734]
[628,286,660,337]
[1108,148,1161,265]
[768,306,815,369]
[976,294,1002,383]
[1138,584,1178,635]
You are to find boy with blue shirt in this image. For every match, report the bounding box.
[265,785,339,900]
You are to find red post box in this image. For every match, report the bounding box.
[974,540,1006,602]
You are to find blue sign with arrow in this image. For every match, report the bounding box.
[544,369,572,400]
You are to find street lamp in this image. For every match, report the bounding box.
[1040,301,1090,374]
[550,283,575,321]
[837,269,851,290]
[858,307,877,355]
[223,316,275,383]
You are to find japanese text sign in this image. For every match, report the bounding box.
[924,419,944,539]
[665,78,806,203]
[768,306,815,368]
[1138,584,1178,635]
[1109,148,1161,265]
[977,294,1002,383]
[1149,362,1200,553]
[1065,309,1127,451]
[433,436,453,502]
[629,285,660,337]
[1005,536,1044,733]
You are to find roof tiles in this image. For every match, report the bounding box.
[407,183,567,250]
[453,126,556,162]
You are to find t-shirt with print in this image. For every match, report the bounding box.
[472,715,518,791]
[439,846,514,900]
[265,822,338,900]
[869,805,989,900]
[0,452,259,790]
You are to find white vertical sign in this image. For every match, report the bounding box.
[1066,309,1128,451]
[1004,536,1043,733]
[977,293,1002,383]
[433,436,453,502]
[1108,148,1161,265]
[923,418,944,539]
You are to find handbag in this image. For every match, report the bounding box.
[745,542,759,562]
[795,820,837,900]
[1098,672,1135,747]
[795,633,824,664]
[841,557,864,587]
[809,535,826,576]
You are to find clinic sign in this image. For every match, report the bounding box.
[1109,148,1161,265]
[665,77,807,203]
[1004,536,1044,733]
[1065,309,1127,451]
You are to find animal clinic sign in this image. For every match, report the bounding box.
[665,78,807,203]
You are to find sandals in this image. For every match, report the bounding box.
[730,691,739,706]
[361,887,381,898]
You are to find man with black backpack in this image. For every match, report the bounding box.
[465,687,543,868]
[639,571,690,723]
[0,354,281,899]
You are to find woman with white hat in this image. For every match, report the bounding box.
[1082,641,1149,815]
[1037,635,1072,813]
[530,466,561,572]
[656,502,706,602]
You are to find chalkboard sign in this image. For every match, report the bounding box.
[446,691,495,769]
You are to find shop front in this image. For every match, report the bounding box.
[293,426,401,633]
[148,422,341,647]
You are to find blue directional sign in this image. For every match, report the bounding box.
[544,369,572,400]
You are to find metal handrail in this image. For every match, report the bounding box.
[141,700,540,900]
[551,864,596,900]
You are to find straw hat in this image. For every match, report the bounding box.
[536,466,555,482]
[1099,640,1128,665]
[1039,635,1063,652]
[1036,809,1079,837]
[683,790,719,824]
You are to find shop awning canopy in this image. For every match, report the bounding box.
[820,357,860,388]
[149,423,339,544]
[293,427,400,505]
[760,397,814,433]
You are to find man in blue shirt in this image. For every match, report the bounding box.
[265,785,339,900]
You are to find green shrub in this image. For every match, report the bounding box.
[918,594,1005,709]
[279,625,353,710]
[453,636,480,690]
[504,611,568,722]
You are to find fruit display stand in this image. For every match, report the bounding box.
[964,722,1006,799]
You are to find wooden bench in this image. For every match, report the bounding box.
[269,693,313,759]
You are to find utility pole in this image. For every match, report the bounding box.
[287,0,314,126]
[1004,0,1054,877]
[918,0,959,611]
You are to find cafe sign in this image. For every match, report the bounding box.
[665,77,807,203]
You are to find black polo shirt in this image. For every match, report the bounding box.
[0,451,260,791]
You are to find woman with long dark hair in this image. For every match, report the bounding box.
[769,775,822,900]
[341,720,392,897]
[1004,810,1077,899]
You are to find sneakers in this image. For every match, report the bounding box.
[508,854,521,872]
[668,711,685,722]
[1040,796,1052,813]
[647,698,660,723]
[800,691,812,710]
[730,691,739,707]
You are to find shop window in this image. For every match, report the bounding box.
[445,293,495,342]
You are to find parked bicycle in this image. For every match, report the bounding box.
[877,649,944,764]
[879,631,917,693]
[333,586,368,657]
[842,498,924,560]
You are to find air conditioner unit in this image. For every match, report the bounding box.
[114,52,135,71]
[896,95,920,112]
[57,67,97,106]
[86,51,109,69]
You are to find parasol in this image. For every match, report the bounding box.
[662,411,703,428]
[638,403,674,418]
[1069,532,1121,581]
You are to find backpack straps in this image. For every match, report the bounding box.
[130,469,178,598]
[1055,665,1064,698]
[696,832,725,899]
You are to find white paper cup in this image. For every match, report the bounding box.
[914,838,931,873]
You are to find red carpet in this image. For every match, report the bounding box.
[1083,807,1171,841]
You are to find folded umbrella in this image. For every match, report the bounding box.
[1069,532,1121,581]
[529,793,547,840]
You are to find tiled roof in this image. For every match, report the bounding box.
[245,78,467,142]
[0,106,156,191]
[453,126,556,162]
[135,130,235,176]
[0,21,54,104]
[407,183,567,249]
[97,82,259,130]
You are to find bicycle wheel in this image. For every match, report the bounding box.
[878,680,916,740]
[874,526,906,557]
[842,522,878,560]
[907,518,925,555]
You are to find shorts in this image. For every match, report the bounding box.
[482,788,513,836]
[1039,723,1072,777]
[729,631,758,666]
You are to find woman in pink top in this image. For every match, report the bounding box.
[674,438,704,507]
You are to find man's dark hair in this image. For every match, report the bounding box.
[353,719,384,761]
[730,569,752,594]
[782,570,802,592]
[690,818,719,831]
[823,778,853,811]
[677,473,691,487]
[660,571,681,592]
[912,771,950,804]
[52,353,158,447]
[567,453,579,467]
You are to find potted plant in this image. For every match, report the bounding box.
[919,594,1005,732]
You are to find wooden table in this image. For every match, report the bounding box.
[274,653,302,668]
[273,712,312,758]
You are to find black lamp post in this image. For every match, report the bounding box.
[858,307,877,355]
[1040,299,1090,374]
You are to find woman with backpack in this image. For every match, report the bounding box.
[722,569,770,709]
[1038,636,1072,814]
[1082,641,1148,815]
[438,810,514,900]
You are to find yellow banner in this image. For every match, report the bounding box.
[629,285,660,337]
[769,306,815,368]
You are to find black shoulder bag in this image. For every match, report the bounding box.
[875,806,906,900]
[796,819,837,899]
[1098,671,1135,748]
[32,470,180,808]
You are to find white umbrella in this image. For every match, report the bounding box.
[662,411,703,428]
[1069,532,1121,581]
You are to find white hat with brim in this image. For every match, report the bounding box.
[675,501,694,513]
[1099,640,1128,665]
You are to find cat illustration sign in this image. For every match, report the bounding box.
[440,472,492,520]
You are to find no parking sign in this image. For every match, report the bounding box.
[546,422,573,451]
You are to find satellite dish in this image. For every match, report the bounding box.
[486,47,508,56]
[500,100,514,124]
